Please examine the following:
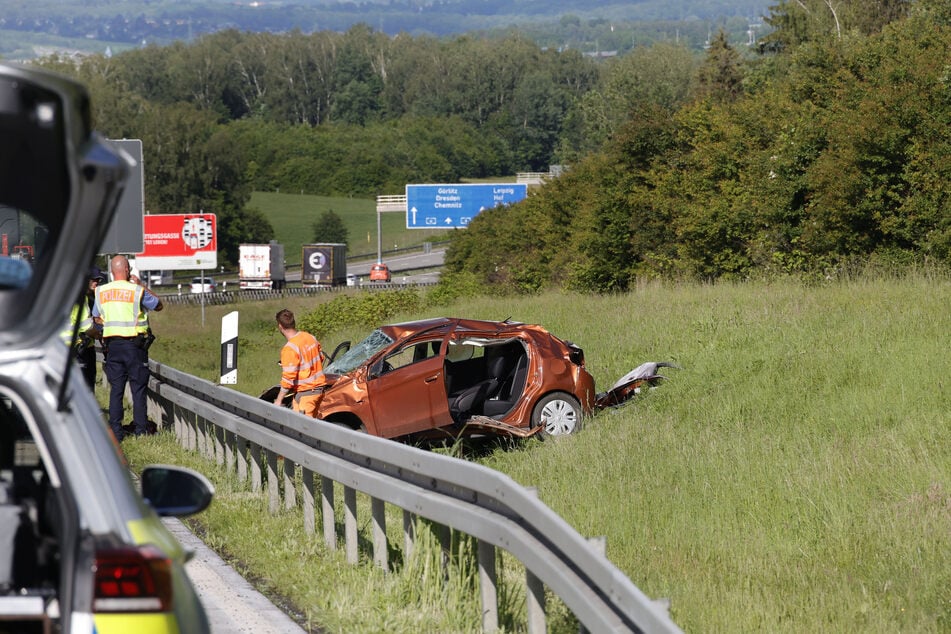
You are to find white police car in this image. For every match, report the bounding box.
[0,62,214,634]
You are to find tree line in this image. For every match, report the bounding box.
[37,25,601,262]
[34,0,950,286]
[448,0,951,290]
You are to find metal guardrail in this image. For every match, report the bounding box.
[146,361,681,633]
[156,281,437,305]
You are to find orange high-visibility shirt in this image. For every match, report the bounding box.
[280,331,324,393]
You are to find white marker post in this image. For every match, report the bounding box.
[220,311,238,384]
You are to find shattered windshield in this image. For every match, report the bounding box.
[324,329,394,374]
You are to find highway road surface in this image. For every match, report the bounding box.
[286,248,444,283]
[163,517,308,634]
[348,248,445,276]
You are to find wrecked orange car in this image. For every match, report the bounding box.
[264,317,675,441]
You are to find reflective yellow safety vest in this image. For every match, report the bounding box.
[95,280,149,337]
[59,302,93,345]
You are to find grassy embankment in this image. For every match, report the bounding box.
[121,272,951,633]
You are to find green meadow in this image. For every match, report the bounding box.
[121,271,951,633]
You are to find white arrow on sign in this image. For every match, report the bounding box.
[444,217,453,224]
[411,206,418,225]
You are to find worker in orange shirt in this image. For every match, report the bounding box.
[273,308,325,416]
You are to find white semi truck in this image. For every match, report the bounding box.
[238,242,285,290]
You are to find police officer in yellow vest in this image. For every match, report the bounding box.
[92,255,163,440]
[59,266,106,390]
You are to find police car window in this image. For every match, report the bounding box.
[0,73,67,290]
[0,206,45,285]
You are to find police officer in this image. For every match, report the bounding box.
[60,266,106,390]
[93,255,163,440]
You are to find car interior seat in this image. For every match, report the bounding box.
[483,352,528,418]
[448,354,510,422]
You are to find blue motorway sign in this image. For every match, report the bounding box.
[406,183,528,229]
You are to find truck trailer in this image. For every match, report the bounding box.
[301,243,347,287]
[239,241,285,290]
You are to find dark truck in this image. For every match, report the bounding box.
[301,242,347,287]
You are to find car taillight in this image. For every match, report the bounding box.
[93,545,173,613]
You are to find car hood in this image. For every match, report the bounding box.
[0,62,131,349]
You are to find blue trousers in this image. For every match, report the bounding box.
[104,338,150,439]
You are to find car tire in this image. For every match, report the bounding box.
[531,392,582,436]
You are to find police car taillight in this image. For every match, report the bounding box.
[93,545,173,612]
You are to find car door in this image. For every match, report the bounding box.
[367,333,451,437]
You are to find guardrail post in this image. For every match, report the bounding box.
[344,486,358,564]
[223,429,235,474]
[284,458,297,510]
[197,417,210,459]
[235,434,248,484]
[147,389,170,431]
[403,510,416,560]
[526,571,546,634]
[213,425,225,466]
[206,419,217,461]
[478,539,498,632]
[524,487,546,634]
[321,476,336,550]
[302,468,315,535]
[371,497,387,571]
[201,420,211,461]
[438,523,451,575]
[266,450,280,514]
[249,442,263,493]
[178,405,196,451]
[170,399,183,444]
[579,536,608,634]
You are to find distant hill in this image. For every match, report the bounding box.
[2,0,771,59]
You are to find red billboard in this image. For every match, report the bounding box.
[134,213,218,270]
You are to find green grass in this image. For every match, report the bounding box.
[249,192,449,266]
[122,273,951,633]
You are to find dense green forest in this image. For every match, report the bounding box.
[31,0,949,286]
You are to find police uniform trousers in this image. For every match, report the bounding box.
[77,345,97,391]
[104,337,150,439]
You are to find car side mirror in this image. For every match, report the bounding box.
[141,464,215,517]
